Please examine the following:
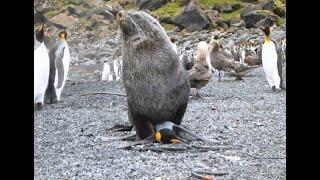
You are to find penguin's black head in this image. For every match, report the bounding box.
[155,129,182,144]
[260,26,271,36]
[35,25,44,43]
[58,31,67,40]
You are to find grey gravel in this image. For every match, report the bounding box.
[34,66,286,180]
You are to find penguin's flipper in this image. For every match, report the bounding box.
[106,125,133,132]
[273,40,283,89]
[56,47,65,89]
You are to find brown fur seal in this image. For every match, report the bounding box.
[117,10,190,144]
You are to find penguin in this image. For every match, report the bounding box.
[260,26,284,92]
[34,25,50,110]
[101,59,122,81]
[45,31,71,103]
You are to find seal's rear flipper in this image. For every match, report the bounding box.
[106,125,133,132]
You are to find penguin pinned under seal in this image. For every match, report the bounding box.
[260,26,284,92]
[34,25,50,110]
[45,31,71,103]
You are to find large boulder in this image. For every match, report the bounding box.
[135,0,169,11]
[50,12,79,29]
[83,0,101,9]
[243,10,278,28]
[273,6,285,17]
[34,11,47,24]
[174,1,210,32]
[204,9,220,23]
[93,7,116,21]
[180,0,191,6]
[262,0,275,11]
[241,3,256,18]
[159,16,174,24]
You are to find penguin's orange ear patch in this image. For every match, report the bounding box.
[155,131,161,143]
[170,139,182,144]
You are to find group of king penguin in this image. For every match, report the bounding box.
[174,25,286,92]
[34,25,71,110]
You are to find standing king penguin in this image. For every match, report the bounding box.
[34,25,50,110]
[261,26,284,91]
[45,31,71,103]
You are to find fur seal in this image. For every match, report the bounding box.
[45,31,71,103]
[34,25,50,110]
[117,10,190,144]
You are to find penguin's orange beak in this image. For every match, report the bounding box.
[170,139,182,144]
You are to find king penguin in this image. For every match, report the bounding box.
[45,31,71,103]
[261,26,284,92]
[34,25,50,110]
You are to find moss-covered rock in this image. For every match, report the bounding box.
[152,1,183,17]
[221,8,241,20]
[136,0,170,11]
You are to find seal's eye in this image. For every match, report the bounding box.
[118,11,122,18]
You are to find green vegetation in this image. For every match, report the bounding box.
[124,3,135,10]
[256,9,274,15]
[44,10,62,18]
[199,0,238,8]
[79,17,92,27]
[221,9,241,20]
[276,17,285,26]
[152,1,183,17]
[274,0,285,8]
[162,23,176,31]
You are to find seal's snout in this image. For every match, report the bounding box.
[117,10,128,21]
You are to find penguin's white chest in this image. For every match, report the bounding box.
[34,43,50,103]
[54,45,70,101]
[262,41,280,88]
[262,42,278,73]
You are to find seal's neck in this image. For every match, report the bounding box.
[155,121,174,131]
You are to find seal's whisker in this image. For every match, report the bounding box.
[131,20,145,37]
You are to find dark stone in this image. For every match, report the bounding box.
[135,0,169,11]
[241,3,255,18]
[243,10,277,28]
[273,7,285,17]
[232,3,241,11]
[213,4,233,13]
[180,0,191,6]
[34,11,47,24]
[159,16,174,24]
[262,1,275,11]
[94,7,116,21]
[174,1,210,32]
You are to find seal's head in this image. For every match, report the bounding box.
[117,10,170,46]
